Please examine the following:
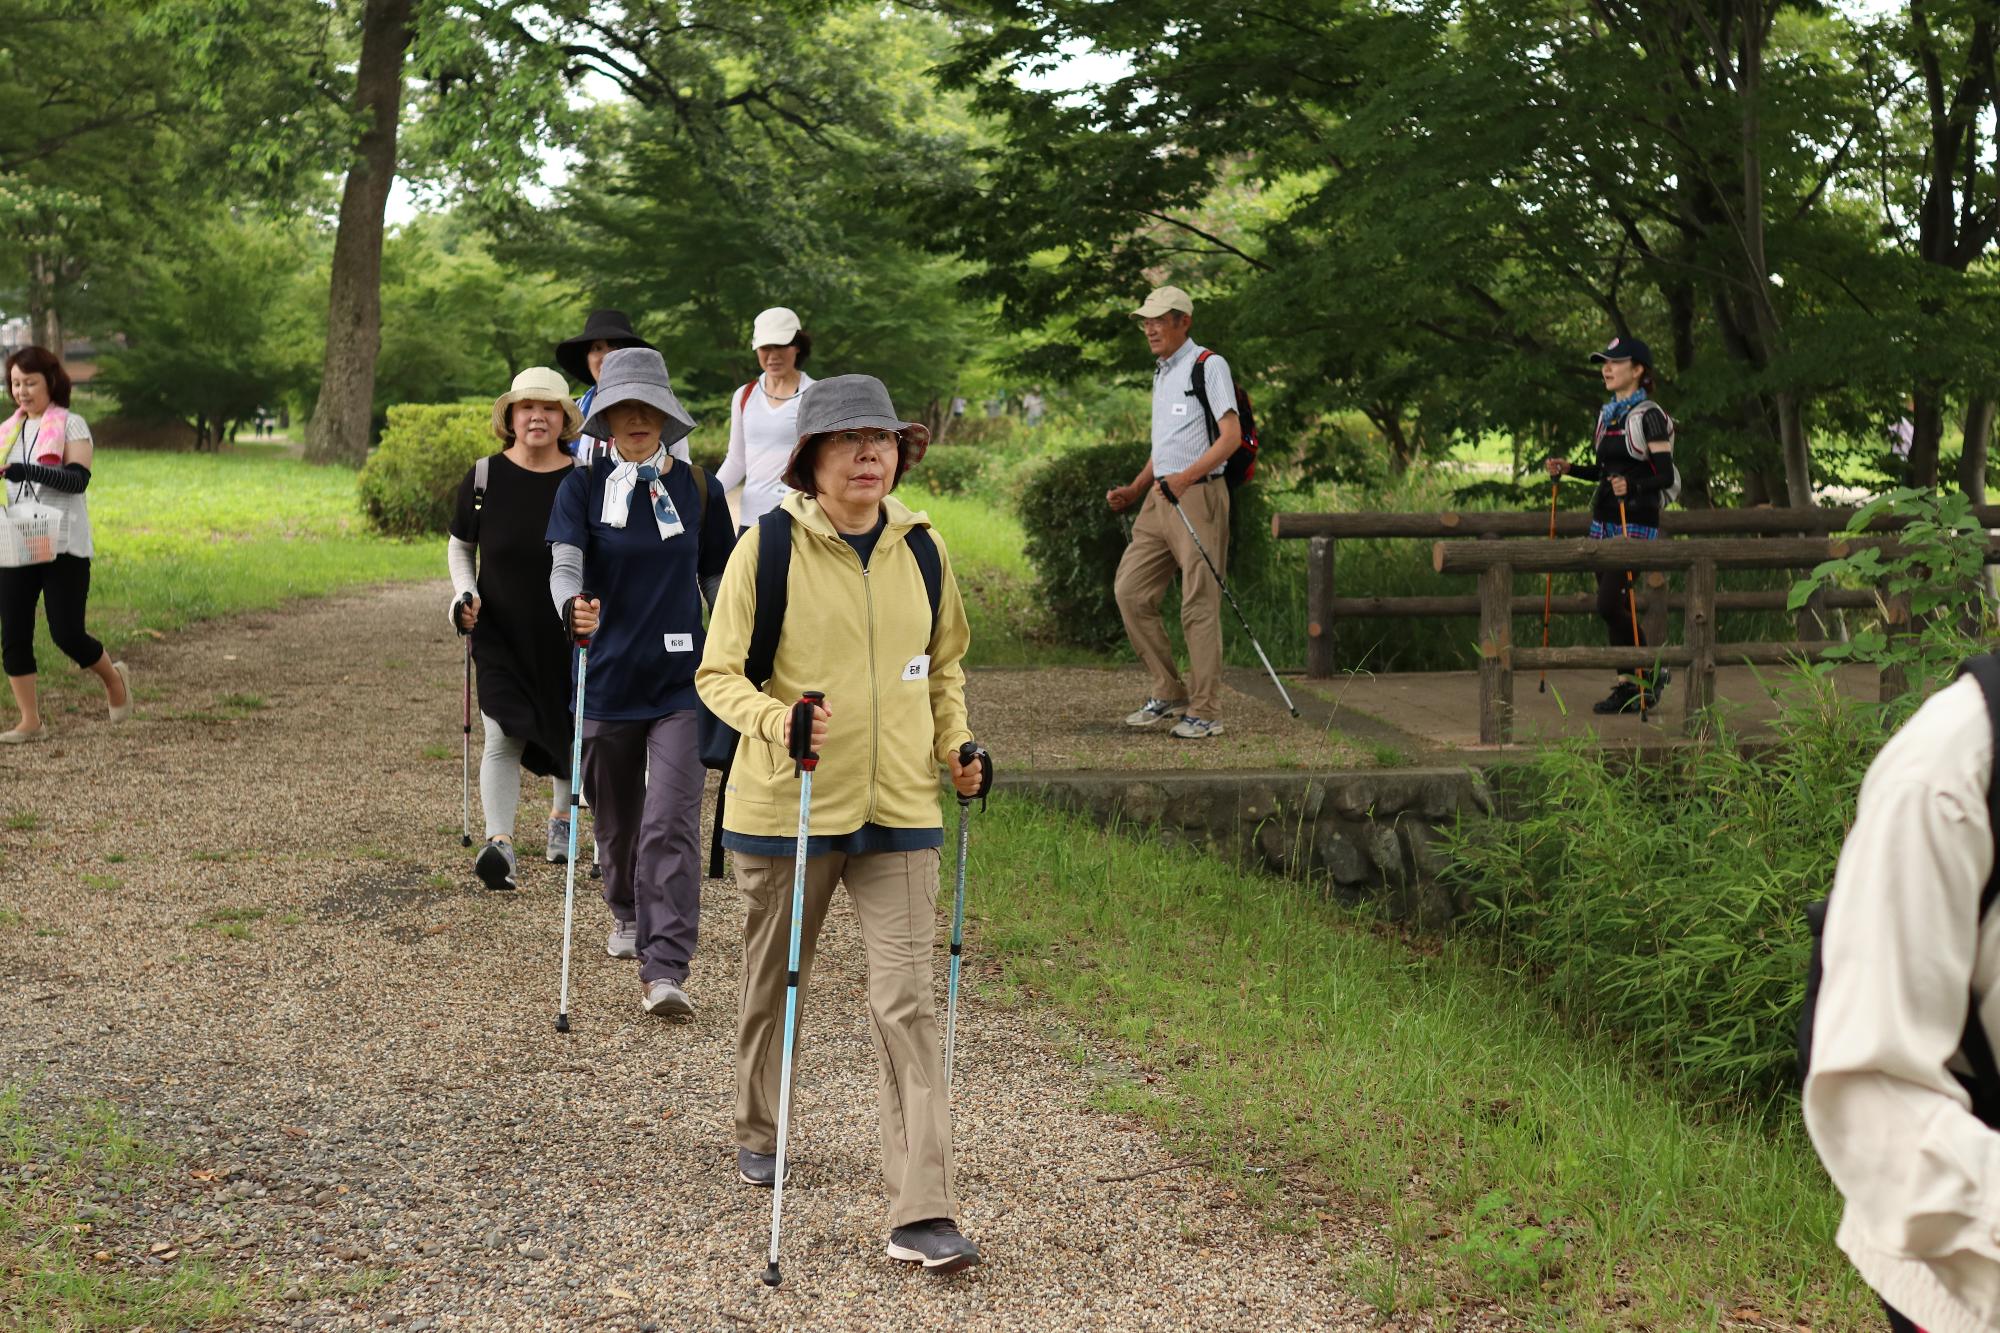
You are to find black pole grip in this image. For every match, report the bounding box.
[455,591,473,636]
[790,691,825,774]
[565,590,596,646]
[1156,476,1178,505]
[957,740,993,809]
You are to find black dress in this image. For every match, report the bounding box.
[450,453,575,781]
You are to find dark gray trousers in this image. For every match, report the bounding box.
[581,710,703,985]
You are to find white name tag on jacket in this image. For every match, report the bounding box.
[664,633,694,653]
[902,654,931,681]
[1171,403,1189,416]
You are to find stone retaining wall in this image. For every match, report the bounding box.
[1003,768,1497,928]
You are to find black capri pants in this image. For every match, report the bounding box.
[0,555,104,678]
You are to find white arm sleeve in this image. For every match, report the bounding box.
[717,386,749,493]
[446,536,478,627]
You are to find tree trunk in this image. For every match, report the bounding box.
[1907,385,1946,488]
[304,0,412,466]
[27,252,62,355]
[1962,396,1996,502]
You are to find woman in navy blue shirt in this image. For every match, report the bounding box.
[548,347,735,1018]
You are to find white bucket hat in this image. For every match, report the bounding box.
[750,306,803,352]
[491,366,582,443]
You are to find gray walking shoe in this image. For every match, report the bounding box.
[1123,697,1187,728]
[641,976,693,1017]
[546,816,569,864]
[736,1148,789,1188]
[473,838,517,891]
[605,918,637,959]
[886,1218,981,1274]
[1169,715,1225,740]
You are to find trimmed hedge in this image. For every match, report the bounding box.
[1017,441,1150,651]
[357,402,493,537]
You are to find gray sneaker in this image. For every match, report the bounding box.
[736,1148,789,1188]
[886,1218,981,1274]
[473,838,517,891]
[546,817,570,864]
[1124,698,1188,728]
[1169,715,1226,740]
[641,976,693,1017]
[605,919,638,959]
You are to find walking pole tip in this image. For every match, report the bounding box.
[555,1013,569,1034]
[762,1262,782,1287]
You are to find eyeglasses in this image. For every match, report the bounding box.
[822,429,897,453]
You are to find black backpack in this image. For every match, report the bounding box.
[1188,348,1260,490]
[695,508,943,876]
[1797,653,2000,1125]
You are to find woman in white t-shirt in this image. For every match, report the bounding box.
[717,307,815,532]
[0,346,130,743]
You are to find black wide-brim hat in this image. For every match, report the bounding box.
[581,347,696,447]
[556,309,655,386]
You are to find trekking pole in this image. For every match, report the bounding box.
[456,593,474,846]
[1156,479,1299,717]
[555,596,594,1035]
[1617,498,1648,723]
[764,690,825,1290]
[1539,483,1557,694]
[945,740,989,1096]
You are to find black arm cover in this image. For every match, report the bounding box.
[10,462,89,494]
[1566,461,1602,482]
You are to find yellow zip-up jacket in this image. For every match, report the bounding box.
[695,492,973,839]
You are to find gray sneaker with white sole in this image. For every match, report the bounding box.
[886,1218,980,1274]
[1123,697,1188,728]
[605,918,637,959]
[641,977,693,1017]
[546,817,570,864]
[474,838,517,891]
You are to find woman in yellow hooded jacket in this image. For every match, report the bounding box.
[695,373,990,1276]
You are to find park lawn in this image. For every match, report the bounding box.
[28,449,436,699]
[966,794,1873,1331]
[915,491,1112,668]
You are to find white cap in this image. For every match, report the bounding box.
[751,306,803,352]
[1132,285,1194,319]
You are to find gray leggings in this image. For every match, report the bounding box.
[481,713,572,841]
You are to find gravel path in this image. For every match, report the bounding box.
[0,582,1475,1330]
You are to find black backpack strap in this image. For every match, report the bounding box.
[468,455,491,540]
[1188,348,1218,444]
[691,463,707,527]
[1953,654,2000,1121]
[745,509,791,687]
[905,525,943,646]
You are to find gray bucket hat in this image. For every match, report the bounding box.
[581,346,696,446]
[782,374,931,494]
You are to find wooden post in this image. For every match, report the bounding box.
[1306,536,1335,679]
[1683,559,1717,738]
[1795,585,1832,643]
[1881,592,1912,703]
[1478,563,1515,745]
[1642,570,1669,650]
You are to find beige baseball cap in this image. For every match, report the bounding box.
[751,306,803,352]
[1132,285,1194,319]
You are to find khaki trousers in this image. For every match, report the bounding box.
[1114,482,1230,718]
[734,848,955,1228]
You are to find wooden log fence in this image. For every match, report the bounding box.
[1272,505,2000,678]
[1431,535,2000,745]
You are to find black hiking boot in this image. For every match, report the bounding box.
[886,1218,981,1274]
[1592,681,1642,715]
[736,1148,788,1188]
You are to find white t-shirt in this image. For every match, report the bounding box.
[718,371,815,529]
[7,412,93,558]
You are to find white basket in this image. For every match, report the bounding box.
[0,499,64,568]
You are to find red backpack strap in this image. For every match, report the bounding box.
[738,381,757,412]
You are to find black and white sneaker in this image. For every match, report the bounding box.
[474,838,518,891]
[736,1148,789,1188]
[886,1218,981,1274]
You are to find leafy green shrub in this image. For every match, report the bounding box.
[1017,441,1149,650]
[357,402,492,537]
[1442,667,1884,1103]
[912,446,987,497]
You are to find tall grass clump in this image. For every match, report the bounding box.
[1444,670,1882,1104]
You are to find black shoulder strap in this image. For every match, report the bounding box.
[905,525,944,644]
[1188,349,1218,443]
[469,455,491,538]
[690,463,707,528]
[1953,654,2000,1120]
[745,509,791,687]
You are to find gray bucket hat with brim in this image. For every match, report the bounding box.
[782,374,931,494]
[581,346,697,446]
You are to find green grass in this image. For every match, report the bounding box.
[28,450,434,698]
[967,795,1872,1330]
[915,492,1113,668]
[190,907,265,941]
[0,1087,249,1328]
[79,874,120,893]
[4,813,38,833]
